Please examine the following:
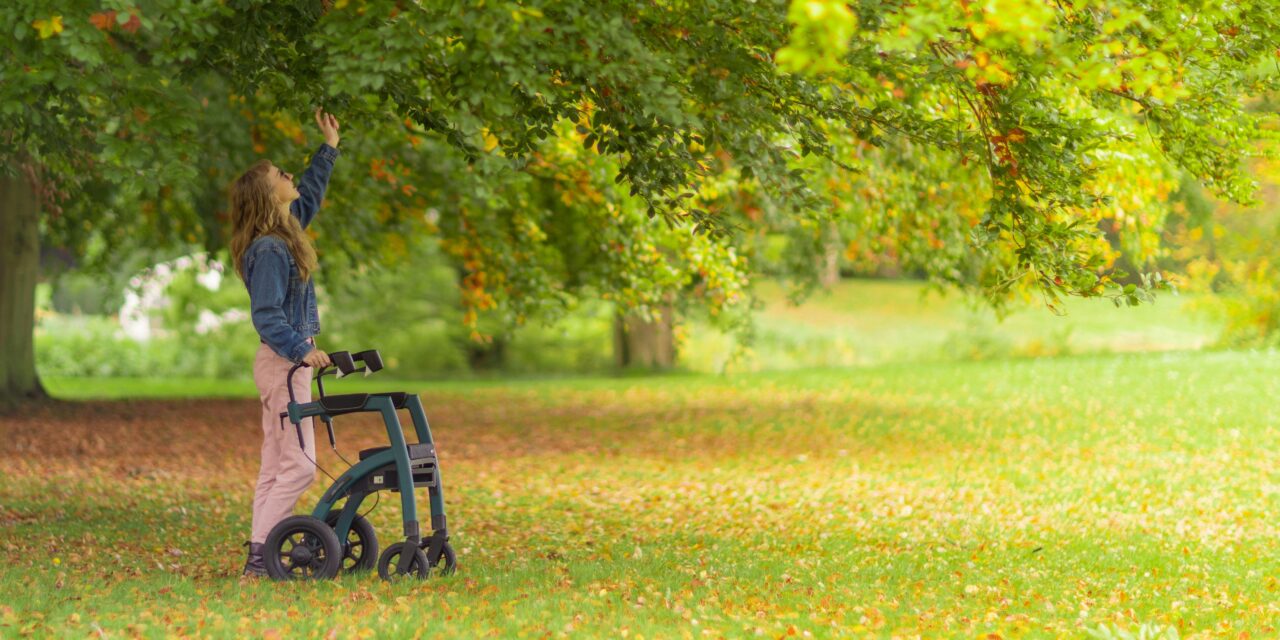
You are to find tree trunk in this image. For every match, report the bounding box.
[464,335,507,371]
[0,169,47,408]
[613,303,676,369]
[819,222,841,288]
[451,264,508,371]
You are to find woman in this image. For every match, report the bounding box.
[229,108,341,578]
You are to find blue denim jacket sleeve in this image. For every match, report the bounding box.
[246,244,314,364]
[289,142,340,230]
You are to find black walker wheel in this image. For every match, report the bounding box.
[377,542,429,580]
[264,515,343,580]
[324,511,379,573]
[424,541,457,576]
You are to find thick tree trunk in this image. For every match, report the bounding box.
[613,304,676,369]
[0,169,47,407]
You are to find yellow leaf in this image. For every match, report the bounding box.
[33,15,64,39]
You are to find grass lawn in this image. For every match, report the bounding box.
[6,348,1280,638]
[683,279,1217,372]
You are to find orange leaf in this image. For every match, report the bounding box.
[121,13,141,34]
[90,11,117,31]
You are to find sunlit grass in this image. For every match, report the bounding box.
[683,280,1217,372]
[6,349,1280,637]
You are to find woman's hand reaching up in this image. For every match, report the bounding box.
[315,108,340,148]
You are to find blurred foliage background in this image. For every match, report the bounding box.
[35,215,1229,381]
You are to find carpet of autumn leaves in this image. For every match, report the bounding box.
[6,350,1280,638]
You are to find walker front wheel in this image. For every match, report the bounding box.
[264,515,343,580]
[377,542,428,581]
[425,541,457,576]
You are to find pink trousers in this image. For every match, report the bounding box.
[250,338,317,544]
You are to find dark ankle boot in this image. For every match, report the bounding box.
[242,540,267,577]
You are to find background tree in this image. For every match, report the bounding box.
[1157,92,1280,346]
[3,0,1277,404]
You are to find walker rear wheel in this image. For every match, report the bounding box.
[264,515,343,580]
[324,512,378,573]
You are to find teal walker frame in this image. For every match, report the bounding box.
[263,348,455,581]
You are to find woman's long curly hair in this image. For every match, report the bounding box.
[229,160,318,283]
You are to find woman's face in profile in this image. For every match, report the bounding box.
[267,163,299,206]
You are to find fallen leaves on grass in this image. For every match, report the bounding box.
[5,356,1280,636]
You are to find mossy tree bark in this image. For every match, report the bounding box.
[0,167,47,407]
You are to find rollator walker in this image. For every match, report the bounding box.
[263,348,456,581]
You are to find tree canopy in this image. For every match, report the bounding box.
[3,0,1278,345]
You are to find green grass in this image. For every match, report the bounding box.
[7,349,1280,637]
[682,279,1217,372]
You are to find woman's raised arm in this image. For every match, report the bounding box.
[290,108,341,229]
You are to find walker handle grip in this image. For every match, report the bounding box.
[330,351,356,376]
[285,348,384,405]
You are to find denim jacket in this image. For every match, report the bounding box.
[241,143,340,363]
